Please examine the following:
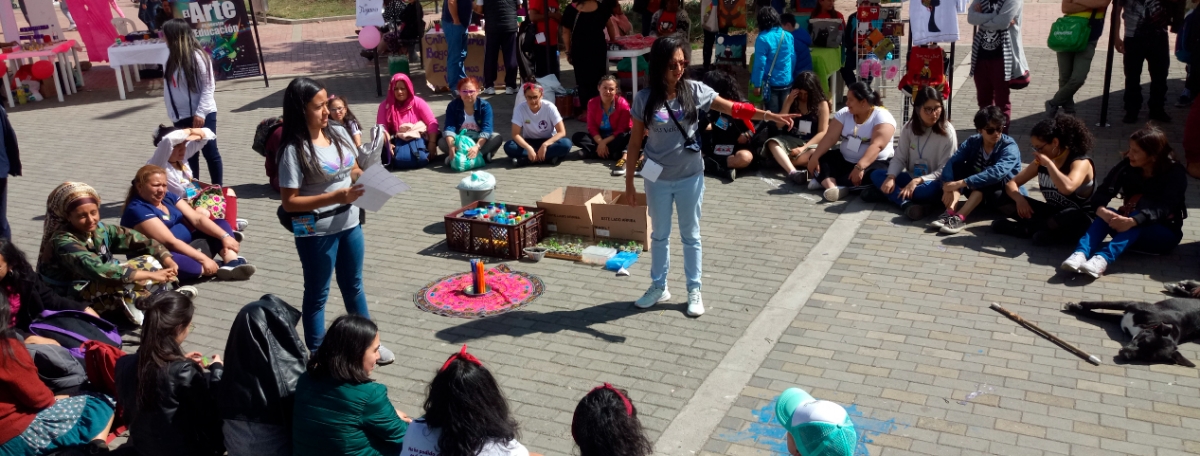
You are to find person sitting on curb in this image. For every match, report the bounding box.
[572,75,633,176]
[993,114,1096,245]
[870,86,957,221]
[1061,124,1186,278]
[762,71,830,186]
[504,83,572,167]
[929,106,1022,234]
[441,77,504,166]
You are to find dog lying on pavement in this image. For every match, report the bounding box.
[1063,298,1200,367]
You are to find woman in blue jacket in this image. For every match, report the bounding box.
[930,106,1023,234]
[750,7,794,113]
[439,77,503,164]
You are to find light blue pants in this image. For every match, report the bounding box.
[443,22,468,91]
[644,172,704,291]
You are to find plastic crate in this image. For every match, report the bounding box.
[444,202,544,260]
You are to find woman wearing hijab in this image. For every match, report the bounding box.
[377,74,440,169]
[36,182,184,326]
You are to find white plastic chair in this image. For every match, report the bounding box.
[111,17,137,35]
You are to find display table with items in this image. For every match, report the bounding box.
[0,38,80,106]
[107,37,169,100]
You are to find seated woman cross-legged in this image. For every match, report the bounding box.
[378,73,440,169]
[1061,125,1187,278]
[121,165,256,282]
[440,77,504,170]
[869,86,957,220]
[762,71,831,186]
[807,82,895,202]
[929,106,1022,234]
[993,114,1097,245]
[504,82,573,167]
[572,75,633,176]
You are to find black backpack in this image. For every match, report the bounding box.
[252,116,284,157]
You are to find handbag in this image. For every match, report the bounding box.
[1047,9,1096,53]
[190,183,227,220]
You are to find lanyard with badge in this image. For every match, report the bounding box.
[841,107,872,153]
[912,133,930,177]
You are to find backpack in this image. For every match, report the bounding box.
[252,116,284,157]
[387,137,429,169]
[29,309,122,358]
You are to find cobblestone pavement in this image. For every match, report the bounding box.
[11,2,1200,455]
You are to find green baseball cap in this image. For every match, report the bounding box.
[774,388,857,456]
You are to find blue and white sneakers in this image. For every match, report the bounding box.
[635,285,670,309]
[217,257,257,281]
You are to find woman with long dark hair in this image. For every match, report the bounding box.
[762,71,831,185]
[278,77,393,363]
[993,114,1096,244]
[1061,124,1186,278]
[293,315,411,456]
[870,86,957,220]
[399,346,543,456]
[0,238,98,343]
[0,298,115,455]
[625,35,793,317]
[162,19,222,186]
[571,384,653,456]
[115,291,224,456]
[699,69,756,181]
[807,82,896,202]
[572,75,633,175]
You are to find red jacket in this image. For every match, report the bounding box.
[586,96,632,138]
[0,338,55,444]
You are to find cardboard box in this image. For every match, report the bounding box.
[422,30,508,91]
[592,191,651,248]
[536,187,606,238]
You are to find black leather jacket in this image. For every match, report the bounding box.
[115,354,225,456]
[218,294,307,426]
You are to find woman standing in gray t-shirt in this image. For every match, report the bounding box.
[277,77,395,365]
[624,35,793,318]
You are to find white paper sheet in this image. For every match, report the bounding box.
[352,166,411,212]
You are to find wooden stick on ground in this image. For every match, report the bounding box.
[990,303,1102,366]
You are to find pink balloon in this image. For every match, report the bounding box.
[359,26,381,49]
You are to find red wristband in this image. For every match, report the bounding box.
[731,102,757,133]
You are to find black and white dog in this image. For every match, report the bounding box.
[1064,298,1200,367]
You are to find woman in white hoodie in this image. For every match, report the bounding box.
[162,19,223,186]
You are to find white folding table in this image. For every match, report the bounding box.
[607,47,651,94]
[108,40,169,100]
[0,39,80,107]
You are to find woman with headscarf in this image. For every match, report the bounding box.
[377,73,440,169]
[36,182,184,326]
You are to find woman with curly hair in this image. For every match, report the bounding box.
[993,114,1096,244]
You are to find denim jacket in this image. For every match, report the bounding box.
[940,134,1022,190]
[443,98,495,139]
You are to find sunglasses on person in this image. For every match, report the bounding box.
[981,125,1004,134]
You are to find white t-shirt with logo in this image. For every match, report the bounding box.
[399,419,530,456]
[511,99,562,140]
[833,106,896,163]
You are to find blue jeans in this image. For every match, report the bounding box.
[1074,209,1183,263]
[294,225,369,351]
[763,86,790,113]
[443,23,469,91]
[174,112,223,185]
[869,169,942,207]
[503,137,572,165]
[645,172,704,291]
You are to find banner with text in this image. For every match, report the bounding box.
[357,0,385,27]
[422,30,508,90]
[173,0,263,81]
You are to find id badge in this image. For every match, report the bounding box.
[291,214,317,237]
[714,144,734,156]
[535,32,547,44]
[185,185,198,200]
[796,120,813,135]
[842,136,862,153]
[714,116,730,130]
[912,163,930,177]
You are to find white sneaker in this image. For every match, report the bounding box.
[483,87,496,95]
[177,285,199,298]
[505,87,516,95]
[1080,255,1108,278]
[1060,252,1087,272]
[686,289,704,317]
[634,285,670,308]
[122,300,144,326]
[377,344,396,365]
[236,218,249,231]
[823,186,848,202]
[807,179,821,191]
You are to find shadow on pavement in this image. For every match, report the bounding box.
[434,300,655,344]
